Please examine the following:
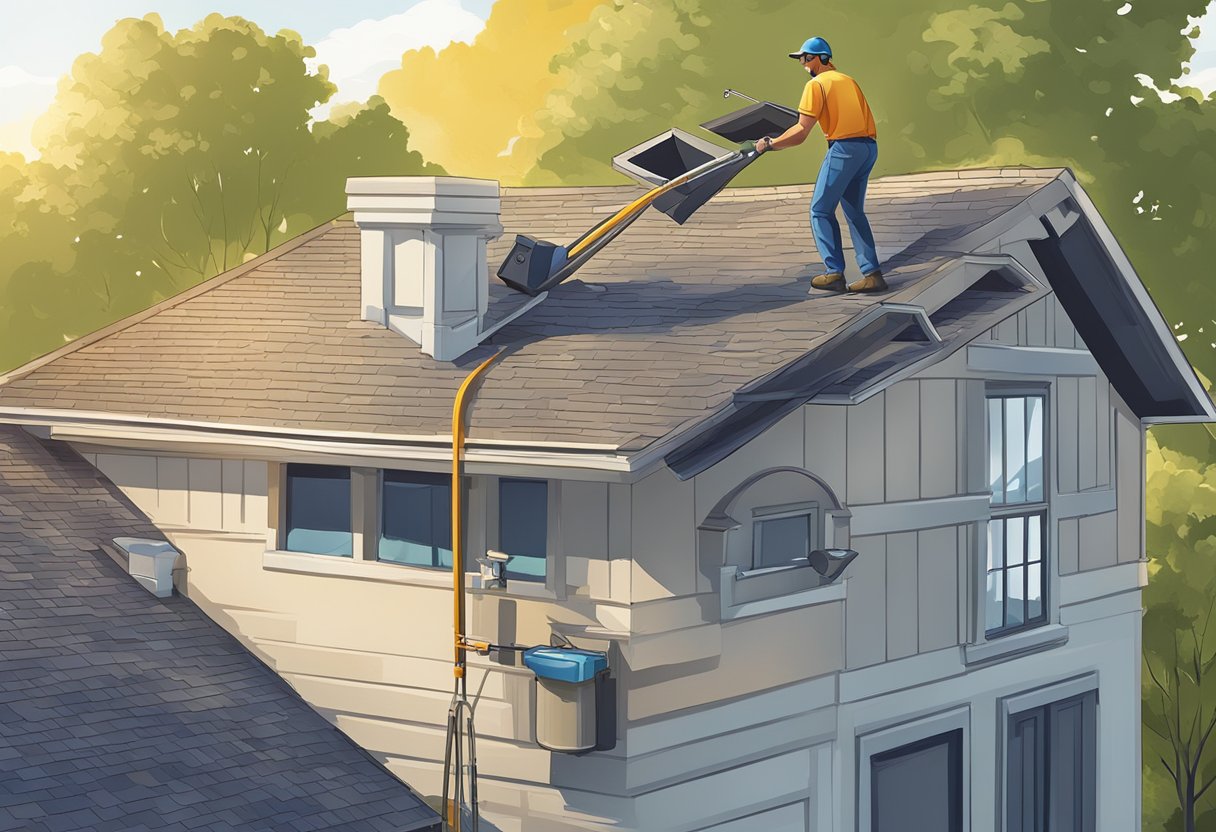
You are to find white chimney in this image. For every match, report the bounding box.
[346,176,502,361]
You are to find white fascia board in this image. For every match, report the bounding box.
[1059,171,1216,422]
[967,344,1100,377]
[0,408,636,479]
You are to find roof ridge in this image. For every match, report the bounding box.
[0,216,344,387]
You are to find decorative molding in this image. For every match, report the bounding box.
[967,344,1099,377]
[850,494,990,537]
[1059,561,1147,607]
[719,565,845,621]
[963,623,1069,668]
[1053,488,1116,519]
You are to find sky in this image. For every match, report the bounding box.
[0,0,494,156]
[0,0,1214,158]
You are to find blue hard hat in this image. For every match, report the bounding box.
[788,36,832,60]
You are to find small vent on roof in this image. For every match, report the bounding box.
[112,537,181,598]
[969,269,1026,294]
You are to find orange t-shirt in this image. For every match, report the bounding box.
[797,70,877,141]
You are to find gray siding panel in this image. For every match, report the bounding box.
[847,392,886,504]
[1115,400,1143,564]
[1057,377,1080,494]
[561,481,608,559]
[1058,517,1080,576]
[157,457,189,525]
[1078,376,1098,492]
[918,526,959,652]
[1051,294,1078,348]
[885,383,920,503]
[1024,298,1048,347]
[1096,380,1111,489]
[846,534,887,669]
[1078,511,1118,572]
[963,380,988,494]
[920,380,957,499]
[886,531,919,660]
[804,404,848,499]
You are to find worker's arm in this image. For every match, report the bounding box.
[756,113,816,153]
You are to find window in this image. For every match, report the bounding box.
[751,502,820,570]
[380,470,452,568]
[285,464,352,556]
[1006,691,1097,832]
[498,478,547,581]
[871,730,964,832]
[987,393,1047,637]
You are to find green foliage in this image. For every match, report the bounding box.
[1145,429,1216,830]
[0,13,439,373]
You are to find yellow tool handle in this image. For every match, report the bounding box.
[567,151,746,259]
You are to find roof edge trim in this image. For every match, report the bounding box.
[1057,171,1215,422]
[0,407,623,454]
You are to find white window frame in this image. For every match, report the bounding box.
[858,706,971,832]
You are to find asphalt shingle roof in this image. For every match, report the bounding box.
[0,168,1064,451]
[0,427,439,832]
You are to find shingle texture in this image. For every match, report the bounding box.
[0,427,439,832]
[0,169,1063,451]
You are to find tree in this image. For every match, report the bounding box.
[376,0,604,182]
[1144,429,1216,832]
[0,13,439,373]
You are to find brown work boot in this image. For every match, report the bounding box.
[810,272,846,291]
[848,270,888,293]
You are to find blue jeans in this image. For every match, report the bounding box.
[810,138,879,275]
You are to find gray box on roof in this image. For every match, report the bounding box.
[611,128,733,188]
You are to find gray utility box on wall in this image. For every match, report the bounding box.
[523,647,611,753]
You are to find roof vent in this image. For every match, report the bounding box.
[112,537,181,598]
[346,177,504,361]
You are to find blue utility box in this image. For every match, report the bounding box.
[524,647,611,753]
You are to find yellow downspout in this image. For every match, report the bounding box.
[451,350,503,682]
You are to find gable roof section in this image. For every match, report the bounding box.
[0,426,439,831]
[0,167,1208,473]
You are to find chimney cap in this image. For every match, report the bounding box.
[345,176,499,198]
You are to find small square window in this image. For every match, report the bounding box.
[285,464,352,557]
[753,513,813,570]
[499,479,547,582]
[380,471,452,569]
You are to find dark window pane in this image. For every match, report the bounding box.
[1006,566,1026,628]
[986,572,1005,633]
[1005,397,1027,503]
[988,518,1004,571]
[500,479,547,581]
[872,730,963,832]
[1026,397,1045,501]
[754,513,812,569]
[1028,561,1044,622]
[1006,515,1026,566]
[381,471,451,568]
[285,464,352,556]
[989,398,1005,503]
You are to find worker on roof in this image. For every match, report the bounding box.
[754,37,885,294]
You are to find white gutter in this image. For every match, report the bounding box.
[0,408,636,479]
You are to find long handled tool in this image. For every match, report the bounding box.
[497,147,756,297]
[496,91,799,297]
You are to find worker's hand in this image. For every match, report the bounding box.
[754,138,768,154]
